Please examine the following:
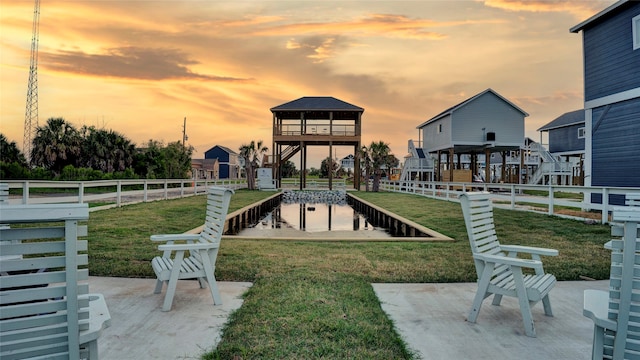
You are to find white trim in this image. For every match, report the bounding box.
[634,14,640,50]
[584,87,640,109]
[584,109,592,190]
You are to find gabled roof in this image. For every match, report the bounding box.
[570,0,632,33]
[205,145,237,155]
[537,110,585,132]
[270,96,364,112]
[417,88,528,129]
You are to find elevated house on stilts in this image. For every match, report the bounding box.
[267,97,363,190]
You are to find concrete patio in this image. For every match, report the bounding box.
[90,276,607,359]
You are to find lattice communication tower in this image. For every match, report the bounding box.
[23,0,41,163]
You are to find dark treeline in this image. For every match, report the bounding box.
[1,117,192,180]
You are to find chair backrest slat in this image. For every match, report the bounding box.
[0,203,89,360]
[459,192,504,278]
[199,187,234,245]
[608,206,640,360]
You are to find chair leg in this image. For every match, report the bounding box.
[492,294,503,306]
[162,251,184,312]
[541,294,553,317]
[592,325,605,360]
[513,270,536,337]
[469,266,493,323]
[200,251,222,305]
[154,279,164,294]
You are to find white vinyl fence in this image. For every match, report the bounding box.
[379,179,640,224]
[2,179,247,211]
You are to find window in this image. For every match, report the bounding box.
[437,124,442,133]
[578,127,585,139]
[634,14,640,50]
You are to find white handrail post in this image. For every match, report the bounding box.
[180,181,184,197]
[510,184,516,210]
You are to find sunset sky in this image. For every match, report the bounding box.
[1,0,614,168]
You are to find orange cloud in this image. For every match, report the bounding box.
[479,0,610,19]
[250,14,503,40]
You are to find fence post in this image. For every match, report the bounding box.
[22,181,29,204]
[548,185,554,216]
[164,180,168,200]
[601,187,609,224]
[78,182,84,204]
[510,184,516,210]
[117,181,122,207]
[180,181,184,197]
[143,180,148,202]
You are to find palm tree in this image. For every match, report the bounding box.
[239,140,268,190]
[368,140,398,192]
[80,126,135,173]
[31,118,82,175]
[358,145,372,191]
[0,134,28,166]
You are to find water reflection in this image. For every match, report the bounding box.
[247,202,384,233]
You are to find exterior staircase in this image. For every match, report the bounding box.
[528,143,573,185]
[400,140,435,182]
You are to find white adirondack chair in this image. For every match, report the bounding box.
[0,203,111,360]
[583,205,640,360]
[151,186,234,311]
[458,191,558,337]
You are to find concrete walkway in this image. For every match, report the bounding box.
[373,280,609,360]
[90,277,607,359]
[89,277,251,360]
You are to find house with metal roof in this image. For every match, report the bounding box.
[415,88,528,184]
[570,0,640,204]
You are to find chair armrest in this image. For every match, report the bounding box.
[474,253,542,269]
[79,293,111,345]
[500,244,558,257]
[150,234,200,242]
[157,242,219,251]
[583,289,616,330]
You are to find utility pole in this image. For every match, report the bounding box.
[23,0,41,163]
[182,117,188,149]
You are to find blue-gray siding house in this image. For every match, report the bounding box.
[537,109,585,156]
[571,0,640,204]
[416,88,528,183]
[204,145,239,179]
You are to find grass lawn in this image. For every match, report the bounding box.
[86,189,612,359]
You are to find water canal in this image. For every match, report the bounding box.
[227,190,452,241]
